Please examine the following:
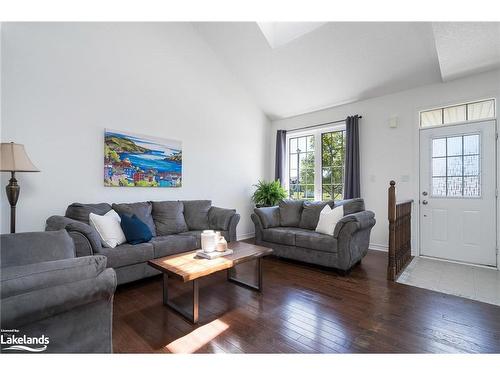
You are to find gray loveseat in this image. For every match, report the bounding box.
[0,230,116,353]
[251,198,375,273]
[46,200,240,285]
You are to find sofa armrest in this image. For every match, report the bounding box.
[1,268,116,328]
[227,213,240,242]
[251,213,264,243]
[333,210,375,239]
[208,207,237,231]
[333,210,376,271]
[46,215,102,255]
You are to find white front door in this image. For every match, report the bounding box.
[419,120,497,266]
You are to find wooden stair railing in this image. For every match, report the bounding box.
[387,180,413,281]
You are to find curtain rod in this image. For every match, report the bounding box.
[287,115,362,132]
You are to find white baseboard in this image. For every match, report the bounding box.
[237,232,255,241]
[369,243,388,252]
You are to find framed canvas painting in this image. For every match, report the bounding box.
[104,129,182,187]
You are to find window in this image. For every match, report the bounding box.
[288,135,315,200]
[321,130,346,201]
[420,99,495,127]
[431,134,480,197]
[286,125,346,201]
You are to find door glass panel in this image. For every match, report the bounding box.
[464,155,479,176]
[463,177,480,197]
[447,156,462,177]
[447,137,463,156]
[447,177,463,196]
[432,177,446,196]
[463,134,479,155]
[432,138,446,157]
[431,133,481,198]
[432,158,446,176]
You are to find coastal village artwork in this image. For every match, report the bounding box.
[104,129,182,187]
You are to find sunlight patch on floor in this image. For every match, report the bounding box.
[165,319,229,353]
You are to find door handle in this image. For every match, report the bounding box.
[422,200,428,205]
[422,191,428,196]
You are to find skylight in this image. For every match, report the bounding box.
[257,22,326,49]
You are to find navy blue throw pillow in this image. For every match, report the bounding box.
[119,214,153,245]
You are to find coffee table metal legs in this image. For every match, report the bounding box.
[227,258,263,292]
[163,274,199,324]
[162,258,263,324]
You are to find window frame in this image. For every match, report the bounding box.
[285,123,346,201]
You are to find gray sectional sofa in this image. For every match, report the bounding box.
[251,198,375,273]
[0,230,116,353]
[46,200,240,285]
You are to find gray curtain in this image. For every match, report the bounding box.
[275,130,287,185]
[344,115,360,199]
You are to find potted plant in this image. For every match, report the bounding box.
[251,180,287,207]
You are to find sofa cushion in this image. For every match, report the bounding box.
[254,206,280,229]
[334,198,365,215]
[1,255,107,299]
[299,200,335,230]
[295,231,338,253]
[98,242,154,269]
[152,201,188,235]
[279,200,304,227]
[178,230,203,248]
[112,201,156,236]
[262,227,299,246]
[150,235,198,258]
[0,230,76,268]
[66,202,112,224]
[182,200,211,230]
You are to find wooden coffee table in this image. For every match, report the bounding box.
[147,241,273,323]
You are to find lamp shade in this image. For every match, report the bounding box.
[0,142,40,172]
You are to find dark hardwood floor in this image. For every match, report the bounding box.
[113,248,500,353]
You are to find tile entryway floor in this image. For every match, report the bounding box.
[397,256,500,306]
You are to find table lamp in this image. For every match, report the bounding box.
[1,142,40,233]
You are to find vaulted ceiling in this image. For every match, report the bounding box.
[193,22,500,119]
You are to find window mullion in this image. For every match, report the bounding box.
[314,130,322,201]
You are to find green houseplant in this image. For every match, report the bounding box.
[251,180,287,207]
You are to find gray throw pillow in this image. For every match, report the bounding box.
[254,207,280,229]
[299,200,334,230]
[152,201,188,235]
[65,203,112,224]
[182,200,211,230]
[279,200,304,227]
[112,202,156,236]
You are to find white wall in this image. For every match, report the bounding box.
[271,69,500,254]
[0,23,270,236]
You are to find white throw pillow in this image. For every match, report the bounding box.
[89,210,127,248]
[315,204,344,236]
